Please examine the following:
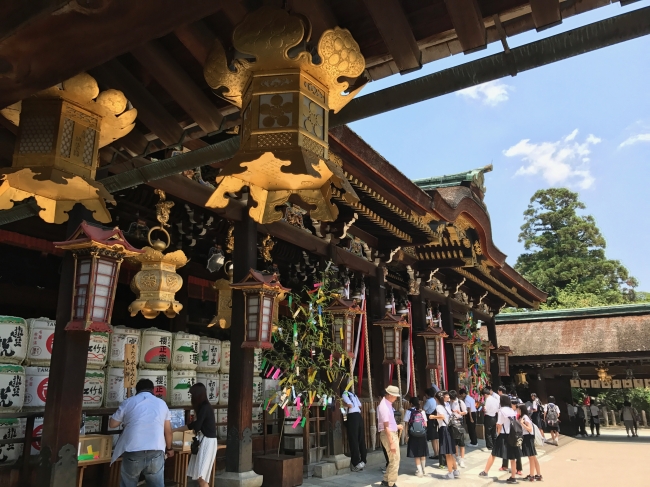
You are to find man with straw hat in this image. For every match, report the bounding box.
[377,386,403,487]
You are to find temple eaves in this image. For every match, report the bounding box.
[412,164,493,194]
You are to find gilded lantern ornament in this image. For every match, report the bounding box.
[325,297,363,359]
[203,6,363,224]
[0,73,137,223]
[447,335,470,372]
[54,221,142,332]
[417,327,448,370]
[128,191,188,319]
[373,312,410,365]
[230,269,290,349]
[493,345,512,376]
[209,278,233,329]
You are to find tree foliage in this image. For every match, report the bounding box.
[515,188,637,307]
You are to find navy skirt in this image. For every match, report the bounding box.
[407,435,430,458]
[438,426,456,456]
[491,433,521,461]
[426,420,438,441]
[521,435,537,457]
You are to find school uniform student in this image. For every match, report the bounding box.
[460,389,478,446]
[500,399,522,475]
[405,397,429,477]
[449,390,467,468]
[518,405,542,482]
[342,389,367,471]
[620,401,638,438]
[429,391,459,480]
[423,388,440,461]
[589,402,601,437]
[478,395,521,484]
[483,388,500,450]
[544,396,561,445]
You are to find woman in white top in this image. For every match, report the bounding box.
[449,390,467,468]
[589,401,600,436]
[519,404,542,482]
[620,400,638,437]
[429,391,459,480]
[479,395,520,484]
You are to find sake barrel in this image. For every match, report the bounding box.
[23,366,49,409]
[197,337,221,373]
[171,332,199,370]
[0,316,28,365]
[109,327,141,368]
[218,373,229,405]
[253,348,263,373]
[30,417,44,455]
[220,341,231,373]
[252,406,264,435]
[138,369,168,402]
[105,368,136,408]
[16,419,26,456]
[0,365,25,412]
[87,332,109,369]
[196,373,219,406]
[82,370,105,409]
[0,419,21,465]
[216,408,228,439]
[170,370,196,407]
[253,376,263,404]
[26,318,55,366]
[140,328,172,369]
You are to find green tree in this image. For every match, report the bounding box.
[515,188,637,307]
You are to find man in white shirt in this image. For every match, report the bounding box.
[109,379,173,487]
[459,389,477,446]
[377,386,403,487]
[482,388,500,450]
[342,388,367,472]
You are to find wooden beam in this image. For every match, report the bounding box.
[361,0,421,73]
[0,0,222,108]
[174,20,216,66]
[221,0,249,25]
[529,0,562,31]
[291,0,339,43]
[131,40,224,134]
[443,0,486,53]
[89,60,184,146]
[0,0,68,43]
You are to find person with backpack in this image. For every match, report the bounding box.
[544,396,560,445]
[620,400,638,437]
[429,390,459,480]
[449,390,467,468]
[518,405,542,482]
[405,396,429,477]
[500,399,523,475]
[588,401,601,437]
[478,395,521,484]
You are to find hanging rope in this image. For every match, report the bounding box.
[363,298,376,450]
[396,362,405,445]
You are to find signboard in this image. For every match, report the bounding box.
[570,379,580,387]
[601,380,611,389]
[633,379,644,388]
[580,380,590,388]
[612,379,621,388]
[622,379,633,388]
[124,343,138,392]
[590,380,601,388]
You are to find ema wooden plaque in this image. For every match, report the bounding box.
[601,380,611,389]
[633,379,644,388]
[622,379,633,388]
[590,380,601,388]
[580,380,590,388]
[645,379,650,389]
[570,379,580,387]
[612,379,622,388]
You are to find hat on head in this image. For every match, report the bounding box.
[385,385,400,397]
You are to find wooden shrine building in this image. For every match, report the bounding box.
[0,1,648,487]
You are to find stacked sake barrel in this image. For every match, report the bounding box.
[197,337,221,406]
[105,326,141,407]
[0,316,28,414]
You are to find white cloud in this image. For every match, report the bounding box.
[619,133,650,148]
[504,129,600,189]
[457,80,513,106]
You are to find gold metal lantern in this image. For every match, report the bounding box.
[203,6,363,224]
[0,73,137,223]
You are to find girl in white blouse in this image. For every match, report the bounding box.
[478,395,520,484]
[518,405,542,482]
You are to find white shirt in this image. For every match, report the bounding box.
[464,395,477,412]
[342,391,362,414]
[497,406,517,434]
[522,415,534,435]
[484,395,500,417]
[404,408,427,425]
[589,405,599,417]
[436,404,450,425]
[111,392,171,463]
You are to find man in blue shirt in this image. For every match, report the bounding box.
[109,379,173,487]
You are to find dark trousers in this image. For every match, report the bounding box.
[578,418,587,436]
[502,456,523,472]
[346,412,367,466]
[484,415,497,450]
[590,417,600,435]
[466,412,478,445]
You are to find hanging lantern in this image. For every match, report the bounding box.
[203,6,364,224]
[209,278,233,329]
[417,327,448,370]
[481,341,494,374]
[54,221,142,331]
[325,297,363,358]
[447,335,470,372]
[493,345,512,376]
[373,312,409,365]
[129,190,187,319]
[0,73,137,223]
[230,269,290,349]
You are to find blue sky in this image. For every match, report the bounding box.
[349,1,650,290]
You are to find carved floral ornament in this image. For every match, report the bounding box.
[0,73,137,223]
[203,6,364,224]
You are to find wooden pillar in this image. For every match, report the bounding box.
[409,294,428,394]
[225,213,257,473]
[367,268,388,394]
[441,298,457,390]
[486,316,501,388]
[40,210,92,487]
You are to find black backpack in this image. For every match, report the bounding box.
[408,409,427,438]
[507,417,524,447]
